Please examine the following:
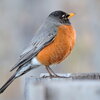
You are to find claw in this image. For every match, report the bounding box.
[42,74,67,78]
[54,75,67,78]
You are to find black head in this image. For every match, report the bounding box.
[49,10,75,24]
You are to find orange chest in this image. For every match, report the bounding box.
[37,25,76,66]
[54,25,76,51]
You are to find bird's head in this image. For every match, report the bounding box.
[48,10,75,25]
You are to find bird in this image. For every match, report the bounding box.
[0,10,76,94]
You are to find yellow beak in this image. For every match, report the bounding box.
[68,13,75,18]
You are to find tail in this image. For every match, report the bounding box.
[0,64,40,94]
[0,73,16,94]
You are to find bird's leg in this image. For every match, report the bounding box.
[44,66,54,78]
[43,66,67,78]
[48,66,58,77]
[48,66,67,78]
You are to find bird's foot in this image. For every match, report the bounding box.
[53,74,67,78]
[42,75,49,78]
[42,74,67,78]
[42,74,55,78]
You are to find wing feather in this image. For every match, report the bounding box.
[10,22,57,71]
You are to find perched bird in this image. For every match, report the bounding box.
[0,10,76,94]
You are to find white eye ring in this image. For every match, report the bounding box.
[62,14,65,18]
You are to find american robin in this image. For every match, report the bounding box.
[0,10,76,94]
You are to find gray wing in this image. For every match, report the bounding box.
[10,21,57,71]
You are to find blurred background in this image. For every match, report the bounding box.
[0,0,100,100]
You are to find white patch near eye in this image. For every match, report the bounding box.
[62,14,65,18]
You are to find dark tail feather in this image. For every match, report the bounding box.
[0,73,16,94]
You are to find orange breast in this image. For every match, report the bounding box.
[37,25,76,66]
